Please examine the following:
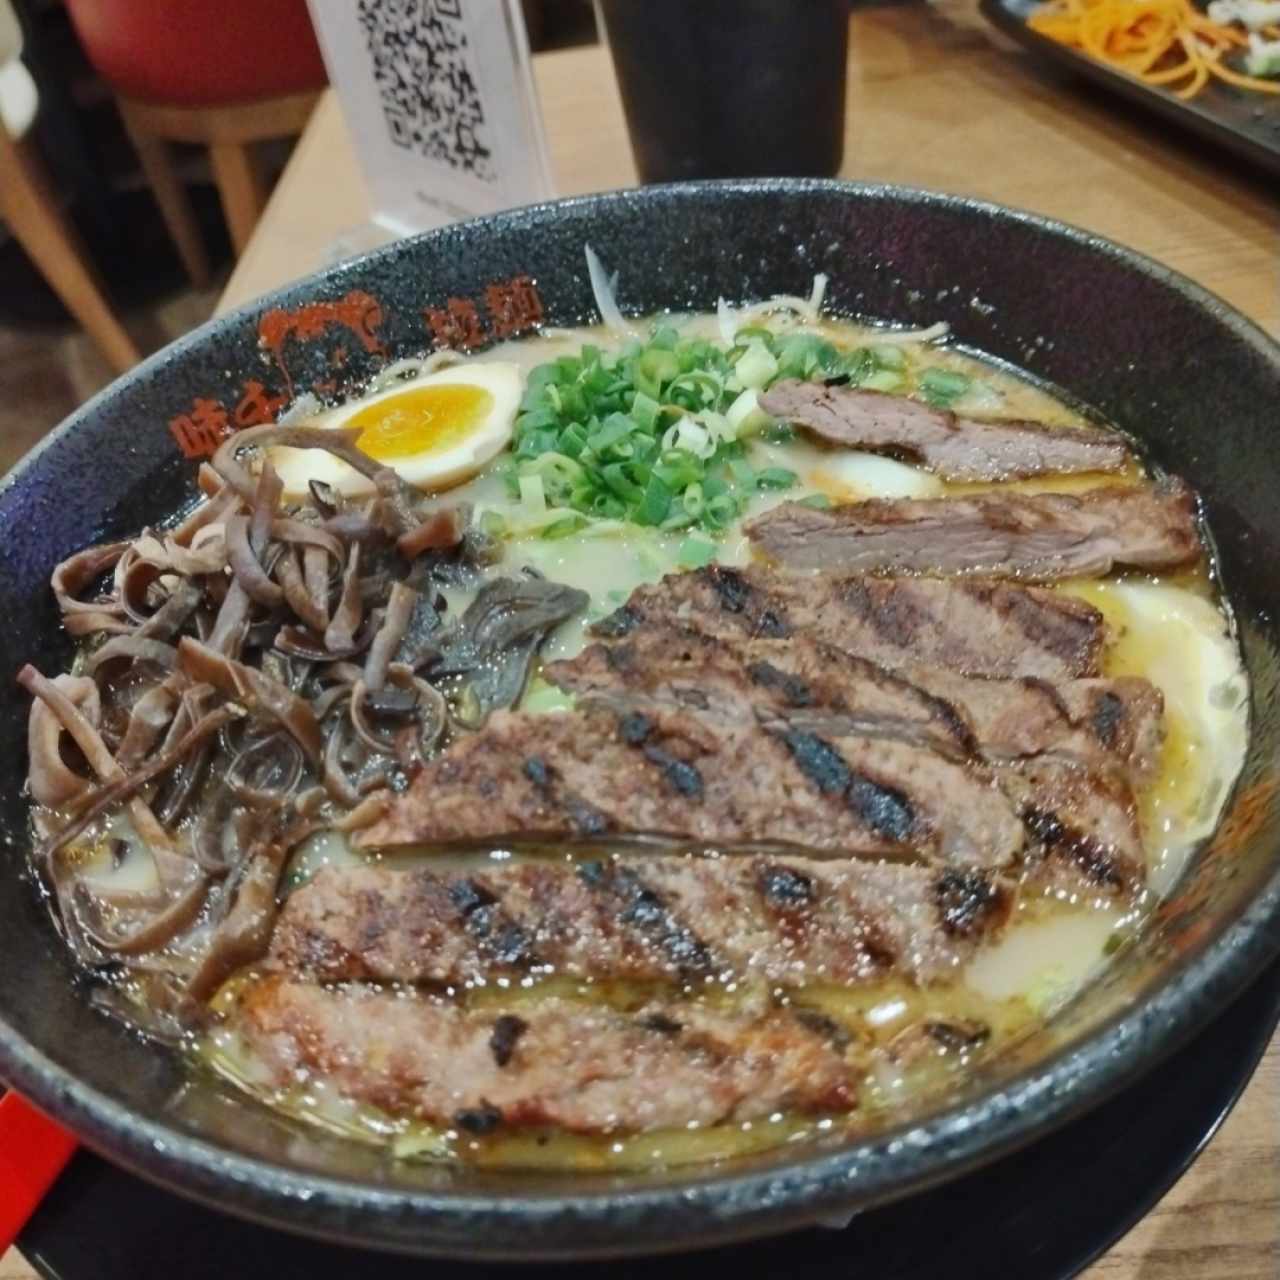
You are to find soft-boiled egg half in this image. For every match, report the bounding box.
[269,362,522,497]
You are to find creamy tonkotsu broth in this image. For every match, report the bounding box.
[24,279,1249,1173]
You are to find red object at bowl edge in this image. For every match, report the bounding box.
[0,1091,78,1251]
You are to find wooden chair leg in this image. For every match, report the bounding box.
[118,104,212,290]
[0,128,140,376]
[209,141,268,256]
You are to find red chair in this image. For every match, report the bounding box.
[64,0,328,283]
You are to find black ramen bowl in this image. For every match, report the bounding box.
[2,180,1279,1261]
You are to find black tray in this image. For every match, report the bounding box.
[17,957,1280,1280]
[981,0,1280,177]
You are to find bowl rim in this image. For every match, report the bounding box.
[4,177,1280,1260]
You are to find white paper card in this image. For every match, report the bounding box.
[306,0,555,236]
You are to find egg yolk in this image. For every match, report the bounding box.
[347,384,494,462]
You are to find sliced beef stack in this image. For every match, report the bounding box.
[357,565,1151,898]
[242,394,1201,1140]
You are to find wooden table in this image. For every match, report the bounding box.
[6,8,1277,1278]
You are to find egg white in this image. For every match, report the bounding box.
[809,451,944,501]
[269,361,522,498]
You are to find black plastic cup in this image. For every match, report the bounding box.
[598,0,850,183]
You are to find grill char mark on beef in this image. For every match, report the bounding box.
[546,622,1163,785]
[575,860,715,977]
[268,856,1016,988]
[591,566,1105,679]
[448,880,536,968]
[709,565,754,614]
[1022,807,1130,890]
[593,604,642,638]
[522,754,610,836]
[1091,692,1125,750]
[356,704,1026,869]
[1000,757,1145,894]
[758,863,815,907]
[757,379,1132,481]
[489,1015,528,1068]
[933,869,1007,936]
[748,660,815,709]
[233,978,858,1134]
[744,482,1201,581]
[621,713,707,799]
[777,728,918,843]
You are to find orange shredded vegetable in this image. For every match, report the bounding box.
[1027,0,1280,97]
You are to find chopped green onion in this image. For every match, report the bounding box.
[734,340,779,390]
[774,333,840,381]
[559,422,589,458]
[756,467,798,491]
[733,325,776,349]
[918,367,972,408]
[633,472,672,526]
[630,390,660,430]
[796,492,834,509]
[587,412,636,453]
[861,369,905,393]
[518,473,546,515]
[638,347,680,387]
[515,325,749,534]
[653,449,704,491]
[677,537,718,569]
[522,677,577,714]
[725,388,772,437]
[541,513,587,540]
[660,510,698,532]
[1244,41,1280,77]
[479,510,509,539]
[590,491,627,519]
[601,461,644,502]
[704,492,741,529]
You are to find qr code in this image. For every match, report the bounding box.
[356,0,496,183]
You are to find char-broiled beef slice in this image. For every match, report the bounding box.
[356,704,1026,868]
[745,481,1200,580]
[592,565,1106,679]
[758,379,1131,481]
[269,856,1014,987]
[233,978,857,1133]
[547,624,1163,784]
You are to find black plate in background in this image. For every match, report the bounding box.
[981,0,1280,177]
[18,958,1280,1280]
